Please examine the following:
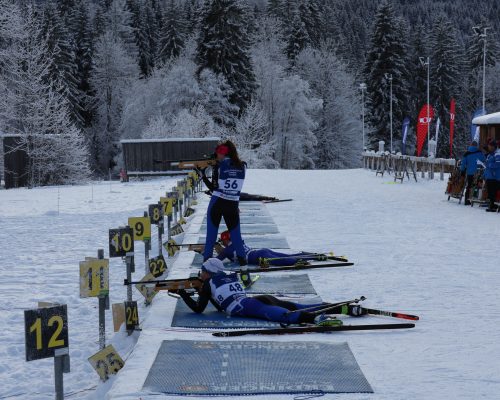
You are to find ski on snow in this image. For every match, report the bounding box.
[212,323,415,337]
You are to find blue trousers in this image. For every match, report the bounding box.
[203,196,246,261]
[247,249,313,266]
[233,296,327,325]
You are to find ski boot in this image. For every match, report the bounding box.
[314,314,343,327]
[238,257,253,287]
[343,304,368,317]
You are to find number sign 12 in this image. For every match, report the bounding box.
[25,305,69,361]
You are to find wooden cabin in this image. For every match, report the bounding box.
[120,137,220,177]
[472,112,500,148]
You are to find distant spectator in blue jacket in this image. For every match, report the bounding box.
[484,140,500,212]
[460,141,486,205]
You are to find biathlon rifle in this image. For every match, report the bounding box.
[124,276,202,292]
[170,157,217,170]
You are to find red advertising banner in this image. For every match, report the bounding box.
[416,104,434,156]
[449,98,456,157]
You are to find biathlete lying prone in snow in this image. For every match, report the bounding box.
[177,258,366,326]
[195,230,327,267]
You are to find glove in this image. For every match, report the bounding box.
[195,167,207,177]
[460,170,466,177]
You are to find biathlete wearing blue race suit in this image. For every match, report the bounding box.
[217,241,313,266]
[202,157,247,263]
[178,270,333,325]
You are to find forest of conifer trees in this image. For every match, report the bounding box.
[0,0,499,185]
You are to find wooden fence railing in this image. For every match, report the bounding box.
[362,151,456,181]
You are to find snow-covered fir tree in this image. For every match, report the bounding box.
[0,3,90,186]
[429,15,464,157]
[196,0,256,112]
[364,0,409,150]
[158,0,185,64]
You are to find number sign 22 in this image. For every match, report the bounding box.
[148,255,167,278]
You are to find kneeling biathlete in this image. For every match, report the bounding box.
[177,259,364,326]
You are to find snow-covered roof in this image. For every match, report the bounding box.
[472,112,500,125]
[120,137,220,144]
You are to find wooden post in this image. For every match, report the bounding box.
[143,211,150,275]
[97,249,108,350]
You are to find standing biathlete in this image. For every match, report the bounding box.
[198,141,251,285]
[177,259,363,326]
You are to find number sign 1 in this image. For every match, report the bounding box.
[25,305,69,361]
[128,217,151,241]
[109,227,134,257]
[79,258,109,298]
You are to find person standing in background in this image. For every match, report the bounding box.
[484,140,500,212]
[460,140,485,205]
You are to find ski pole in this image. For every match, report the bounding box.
[364,307,420,321]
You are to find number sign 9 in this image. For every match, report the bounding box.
[128,217,151,241]
[109,227,134,257]
[24,305,68,361]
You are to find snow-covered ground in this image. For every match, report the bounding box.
[1,169,499,400]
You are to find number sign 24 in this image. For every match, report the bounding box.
[124,301,139,331]
[24,305,68,361]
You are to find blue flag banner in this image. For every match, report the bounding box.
[471,108,486,141]
[402,117,410,155]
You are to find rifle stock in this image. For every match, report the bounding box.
[172,159,217,169]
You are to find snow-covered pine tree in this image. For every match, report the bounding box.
[465,20,498,112]
[251,50,320,169]
[295,46,362,169]
[91,31,138,173]
[429,15,464,157]
[285,8,309,62]
[199,69,239,127]
[41,2,84,128]
[126,0,154,77]
[364,0,409,150]
[105,0,137,56]
[0,3,90,185]
[196,0,256,113]
[267,0,283,19]
[72,1,95,129]
[407,23,428,117]
[158,0,184,64]
[299,0,322,48]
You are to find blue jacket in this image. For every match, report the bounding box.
[212,157,246,201]
[217,241,252,262]
[460,146,485,176]
[484,149,500,181]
